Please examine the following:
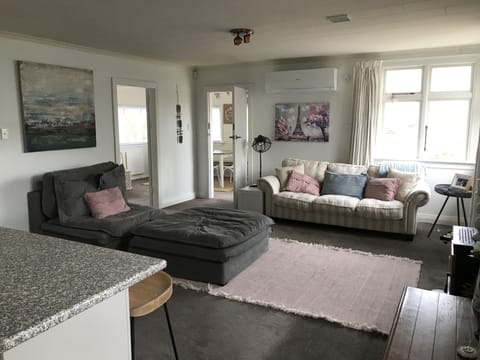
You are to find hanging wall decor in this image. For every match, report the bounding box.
[18,61,96,152]
[176,85,183,144]
[223,104,233,124]
[275,102,330,142]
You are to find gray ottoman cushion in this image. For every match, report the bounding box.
[131,207,274,248]
[129,207,274,284]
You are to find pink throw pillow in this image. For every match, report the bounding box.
[284,171,320,196]
[84,186,130,219]
[364,178,401,201]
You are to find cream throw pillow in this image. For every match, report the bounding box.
[387,168,418,201]
[276,164,305,191]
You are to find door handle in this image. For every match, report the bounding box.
[229,135,242,140]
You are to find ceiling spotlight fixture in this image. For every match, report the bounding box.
[230,28,254,46]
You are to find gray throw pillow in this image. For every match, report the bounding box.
[54,176,98,223]
[99,164,128,201]
[320,171,368,199]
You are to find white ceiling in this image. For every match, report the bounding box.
[1,0,480,66]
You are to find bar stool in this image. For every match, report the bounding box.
[128,271,179,360]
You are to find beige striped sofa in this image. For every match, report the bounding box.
[257,158,431,237]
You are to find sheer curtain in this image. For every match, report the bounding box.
[349,60,382,165]
[471,135,480,228]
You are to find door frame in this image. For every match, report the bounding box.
[111,77,159,208]
[204,84,253,199]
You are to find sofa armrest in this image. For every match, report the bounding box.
[28,190,47,234]
[257,176,280,216]
[404,180,431,208]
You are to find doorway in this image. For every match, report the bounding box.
[207,87,249,205]
[112,80,158,207]
[209,91,234,200]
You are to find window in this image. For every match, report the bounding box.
[210,106,222,142]
[118,106,148,144]
[375,63,475,162]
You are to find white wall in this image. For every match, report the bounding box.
[195,49,480,224]
[0,35,195,230]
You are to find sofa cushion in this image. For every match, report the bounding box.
[284,171,320,195]
[355,199,404,220]
[84,187,131,219]
[312,195,360,215]
[327,163,368,174]
[275,164,305,191]
[281,158,329,182]
[42,161,117,219]
[99,164,128,201]
[273,192,317,211]
[321,172,368,199]
[364,178,401,201]
[387,169,418,201]
[60,204,165,238]
[54,176,98,223]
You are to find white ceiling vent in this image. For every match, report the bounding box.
[265,68,338,93]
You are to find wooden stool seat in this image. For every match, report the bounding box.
[129,271,173,317]
[128,271,178,360]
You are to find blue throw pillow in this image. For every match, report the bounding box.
[320,171,368,199]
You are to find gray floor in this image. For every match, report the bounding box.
[134,197,452,360]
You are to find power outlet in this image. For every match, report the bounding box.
[1,128,8,140]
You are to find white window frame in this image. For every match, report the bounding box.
[210,106,223,143]
[375,56,479,164]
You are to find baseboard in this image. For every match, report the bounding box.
[417,213,463,226]
[159,192,196,208]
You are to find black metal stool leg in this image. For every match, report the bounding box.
[164,303,179,360]
[428,196,450,237]
[130,317,135,360]
[457,197,461,225]
[461,198,469,226]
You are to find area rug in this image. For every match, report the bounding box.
[174,238,422,335]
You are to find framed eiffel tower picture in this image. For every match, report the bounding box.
[274,103,329,142]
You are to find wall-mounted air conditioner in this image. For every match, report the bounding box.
[265,68,338,93]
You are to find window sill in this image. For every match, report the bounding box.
[373,158,475,170]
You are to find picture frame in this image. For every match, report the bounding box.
[223,104,233,124]
[18,61,96,152]
[275,102,330,142]
[451,173,473,191]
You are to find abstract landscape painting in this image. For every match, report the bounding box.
[18,61,96,152]
[275,103,330,142]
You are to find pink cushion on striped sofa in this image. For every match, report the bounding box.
[364,178,401,201]
[284,171,320,196]
[84,186,130,219]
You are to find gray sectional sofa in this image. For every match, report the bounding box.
[258,158,431,237]
[28,161,162,250]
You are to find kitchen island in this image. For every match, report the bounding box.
[0,226,166,360]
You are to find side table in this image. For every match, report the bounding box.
[237,186,264,213]
[427,184,472,237]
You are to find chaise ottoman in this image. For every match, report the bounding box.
[128,207,274,285]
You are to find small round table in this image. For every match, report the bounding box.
[427,184,472,238]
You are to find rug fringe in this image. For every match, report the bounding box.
[271,237,423,265]
[173,278,388,335]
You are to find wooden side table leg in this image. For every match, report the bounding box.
[428,196,450,237]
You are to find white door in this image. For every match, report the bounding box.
[232,86,248,205]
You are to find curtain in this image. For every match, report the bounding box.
[349,60,382,165]
[471,134,480,227]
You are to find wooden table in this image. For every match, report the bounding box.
[384,287,477,360]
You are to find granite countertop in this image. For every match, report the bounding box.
[0,227,166,353]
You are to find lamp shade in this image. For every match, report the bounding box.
[252,135,272,154]
[252,135,272,179]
